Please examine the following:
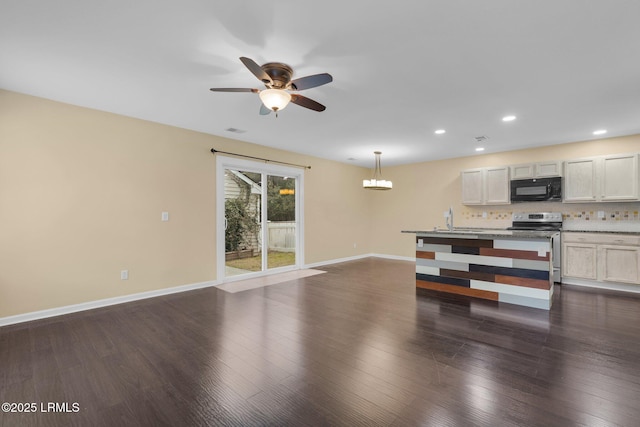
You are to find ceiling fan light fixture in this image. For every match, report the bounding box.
[363,151,393,190]
[259,89,291,112]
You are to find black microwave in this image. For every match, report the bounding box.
[510,177,562,202]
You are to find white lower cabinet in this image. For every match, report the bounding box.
[598,245,640,284]
[563,242,597,280]
[562,232,640,285]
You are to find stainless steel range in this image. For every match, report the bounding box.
[508,212,563,282]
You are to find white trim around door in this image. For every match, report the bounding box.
[216,155,305,283]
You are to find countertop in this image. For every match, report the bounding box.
[561,221,640,234]
[562,229,640,235]
[402,228,558,239]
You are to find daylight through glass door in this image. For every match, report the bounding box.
[266,174,296,270]
[224,169,262,277]
[222,167,297,278]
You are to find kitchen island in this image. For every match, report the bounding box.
[402,228,557,310]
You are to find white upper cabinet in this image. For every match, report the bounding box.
[485,167,510,204]
[510,161,561,180]
[563,153,639,203]
[601,153,638,201]
[461,169,484,205]
[461,166,510,205]
[563,157,598,202]
[510,163,535,180]
[535,161,562,178]
[460,152,639,205]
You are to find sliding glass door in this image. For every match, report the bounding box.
[223,168,263,277]
[217,156,303,281]
[266,174,297,270]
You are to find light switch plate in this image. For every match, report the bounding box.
[161,211,169,221]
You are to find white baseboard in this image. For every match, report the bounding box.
[304,253,372,268]
[561,277,640,294]
[304,253,414,268]
[371,253,415,262]
[1,254,415,328]
[0,280,218,327]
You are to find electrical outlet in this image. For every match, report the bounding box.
[482,211,487,218]
[443,210,450,218]
[418,239,424,248]
[537,248,546,257]
[120,270,129,280]
[597,211,605,219]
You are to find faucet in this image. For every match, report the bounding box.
[445,206,454,231]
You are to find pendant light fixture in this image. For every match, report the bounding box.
[363,151,392,190]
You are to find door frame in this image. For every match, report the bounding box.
[216,155,305,283]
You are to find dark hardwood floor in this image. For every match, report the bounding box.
[2,257,640,426]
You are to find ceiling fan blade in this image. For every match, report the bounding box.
[290,73,333,91]
[290,94,326,112]
[239,57,273,85]
[259,103,272,115]
[209,88,259,93]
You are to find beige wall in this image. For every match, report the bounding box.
[2,88,639,319]
[371,134,640,257]
[0,90,372,317]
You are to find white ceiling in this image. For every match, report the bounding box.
[2,1,640,167]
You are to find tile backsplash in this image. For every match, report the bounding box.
[462,209,640,222]
[563,210,639,221]
[459,203,640,231]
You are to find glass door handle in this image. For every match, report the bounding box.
[224,218,228,231]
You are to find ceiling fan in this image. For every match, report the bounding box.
[210,57,332,116]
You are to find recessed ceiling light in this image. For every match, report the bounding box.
[502,115,516,122]
[593,129,607,135]
[475,147,485,152]
[435,129,446,135]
